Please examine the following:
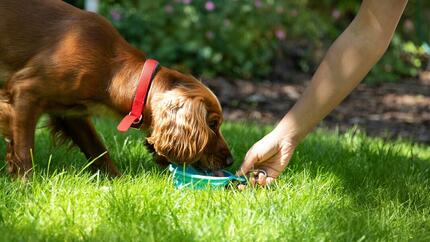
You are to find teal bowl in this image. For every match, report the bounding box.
[168,164,246,189]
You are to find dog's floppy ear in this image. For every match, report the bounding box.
[147,89,210,163]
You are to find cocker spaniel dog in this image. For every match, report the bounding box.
[0,0,233,177]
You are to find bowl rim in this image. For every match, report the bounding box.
[168,164,245,182]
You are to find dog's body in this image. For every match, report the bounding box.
[0,0,232,177]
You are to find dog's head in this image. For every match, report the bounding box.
[146,68,233,171]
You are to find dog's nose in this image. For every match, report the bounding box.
[225,156,234,167]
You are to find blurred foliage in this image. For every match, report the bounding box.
[99,0,331,79]
[73,0,430,83]
[367,35,430,84]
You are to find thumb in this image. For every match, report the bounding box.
[236,148,258,176]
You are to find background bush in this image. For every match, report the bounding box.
[99,0,331,79]
[70,0,430,83]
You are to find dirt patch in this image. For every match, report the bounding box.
[204,72,430,144]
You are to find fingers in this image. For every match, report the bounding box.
[258,171,267,186]
[240,150,289,188]
[236,133,298,188]
[236,148,256,176]
[236,139,278,176]
[249,169,267,186]
[255,168,277,186]
[245,169,275,188]
[257,174,275,186]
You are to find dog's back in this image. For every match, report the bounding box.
[0,0,124,136]
[0,0,75,72]
[0,0,125,79]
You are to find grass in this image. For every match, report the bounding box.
[0,118,429,241]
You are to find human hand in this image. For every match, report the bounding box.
[236,128,297,186]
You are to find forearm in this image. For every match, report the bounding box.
[276,0,408,142]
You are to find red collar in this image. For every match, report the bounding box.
[117,59,159,132]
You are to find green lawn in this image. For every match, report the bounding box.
[0,118,429,241]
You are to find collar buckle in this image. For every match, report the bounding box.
[117,59,159,132]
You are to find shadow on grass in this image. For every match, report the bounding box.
[290,128,430,211]
[0,213,198,242]
[221,122,430,213]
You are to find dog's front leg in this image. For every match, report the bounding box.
[8,92,43,177]
[49,116,121,177]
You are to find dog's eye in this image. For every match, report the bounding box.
[209,120,218,130]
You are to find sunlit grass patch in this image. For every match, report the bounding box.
[0,119,429,241]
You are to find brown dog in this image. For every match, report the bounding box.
[0,0,233,177]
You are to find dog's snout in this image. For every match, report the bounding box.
[225,155,234,167]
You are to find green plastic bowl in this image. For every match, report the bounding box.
[168,164,246,189]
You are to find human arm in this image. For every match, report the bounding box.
[237,0,409,184]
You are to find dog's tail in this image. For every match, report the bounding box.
[0,89,13,139]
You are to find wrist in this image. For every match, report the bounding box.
[271,121,302,147]
[273,104,316,144]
